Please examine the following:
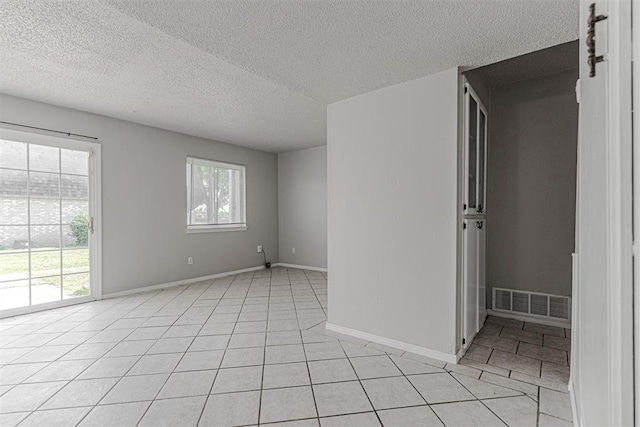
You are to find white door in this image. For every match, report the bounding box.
[572,0,633,425]
[0,127,101,317]
[477,219,486,327]
[463,219,478,347]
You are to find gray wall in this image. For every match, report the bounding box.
[327,68,460,358]
[0,94,279,295]
[278,146,327,269]
[487,69,578,305]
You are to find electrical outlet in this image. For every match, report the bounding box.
[187,257,193,265]
[257,245,263,253]
[292,247,296,254]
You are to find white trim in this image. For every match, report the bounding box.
[568,380,580,426]
[273,263,328,272]
[102,265,267,299]
[325,322,458,364]
[605,1,634,425]
[487,309,571,329]
[185,225,247,233]
[0,296,95,319]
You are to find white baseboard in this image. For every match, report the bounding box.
[102,265,267,299]
[568,380,579,425]
[325,322,458,364]
[274,263,328,273]
[487,309,571,329]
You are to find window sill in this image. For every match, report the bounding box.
[186,225,248,234]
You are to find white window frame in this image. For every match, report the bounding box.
[463,80,488,216]
[186,156,247,233]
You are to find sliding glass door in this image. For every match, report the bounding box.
[0,129,101,314]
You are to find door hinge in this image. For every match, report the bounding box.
[587,3,608,77]
[462,338,466,345]
[463,222,467,230]
[89,217,94,234]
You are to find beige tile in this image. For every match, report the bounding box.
[431,400,506,426]
[157,370,216,399]
[340,341,384,358]
[488,350,541,376]
[540,388,573,422]
[263,362,310,389]
[100,373,168,404]
[200,391,260,426]
[211,366,263,394]
[459,358,510,376]
[544,335,571,351]
[266,344,306,364]
[320,412,381,427]
[483,395,538,427]
[19,407,91,427]
[138,396,206,427]
[464,343,492,363]
[509,371,569,393]
[401,352,447,369]
[477,323,503,336]
[479,371,538,396]
[500,328,543,345]
[518,342,568,365]
[524,323,566,337]
[377,406,443,426]
[260,386,317,423]
[366,342,404,355]
[445,362,482,379]
[361,376,425,410]
[221,347,265,368]
[350,355,402,379]
[539,413,574,426]
[78,401,150,426]
[451,372,522,399]
[475,334,519,353]
[389,354,445,375]
[542,361,570,384]
[304,342,346,361]
[41,378,118,409]
[0,381,67,413]
[308,358,357,384]
[408,373,475,404]
[313,381,373,417]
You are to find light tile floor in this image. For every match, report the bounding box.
[0,267,573,426]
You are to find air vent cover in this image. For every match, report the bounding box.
[492,288,571,321]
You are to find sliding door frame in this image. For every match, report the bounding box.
[0,126,101,318]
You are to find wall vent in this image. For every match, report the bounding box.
[492,288,571,320]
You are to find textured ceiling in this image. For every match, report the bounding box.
[464,40,579,89]
[0,1,579,153]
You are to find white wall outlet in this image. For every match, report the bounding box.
[257,245,263,253]
[292,247,296,254]
[187,257,193,265]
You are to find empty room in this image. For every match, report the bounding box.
[0,1,637,426]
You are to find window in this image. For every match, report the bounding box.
[186,157,246,232]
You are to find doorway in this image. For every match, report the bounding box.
[0,127,101,316]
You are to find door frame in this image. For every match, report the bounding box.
[0,126,102,318]
[572,0,634,424]
[605,0,634,424]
